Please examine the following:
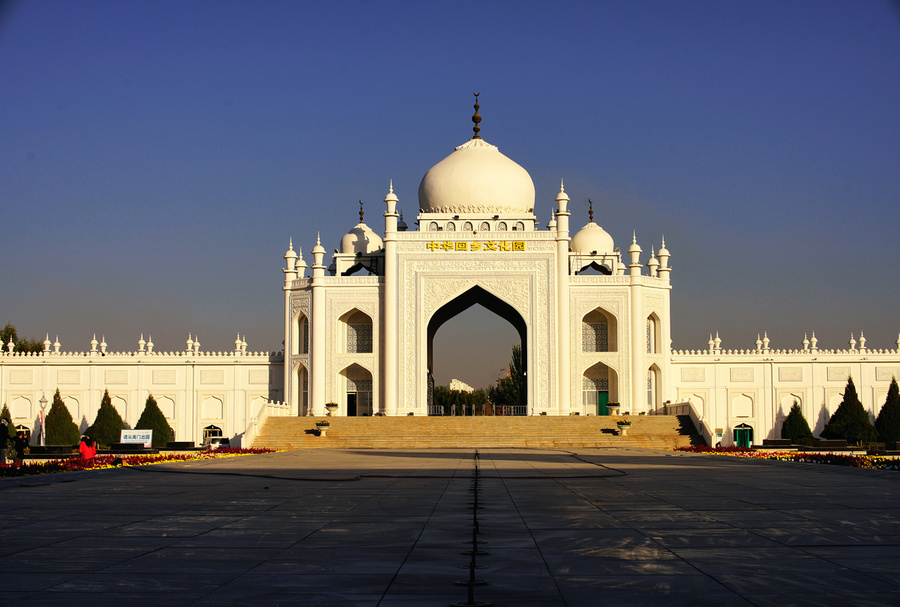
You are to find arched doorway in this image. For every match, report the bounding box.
[583,362,619,415]
[293,363,308,416]
[733,423,753,448]
[427,285,528,414]
[340,363,373,416]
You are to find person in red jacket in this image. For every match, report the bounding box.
[79,435,96,463]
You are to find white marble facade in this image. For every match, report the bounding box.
[3,119,898,447]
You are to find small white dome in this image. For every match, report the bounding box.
[340,222,383,255]
[418,138,535,215]
[570,222,615,255]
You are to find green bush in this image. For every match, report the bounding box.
[821,377,877,446]
[875,377,900,444]
[45,389,80,446]
[1,404,15,441]
[135,394,174,448]
[781,401,813,442]
[86,390,126,448]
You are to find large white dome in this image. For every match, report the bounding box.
[417,138,535,215]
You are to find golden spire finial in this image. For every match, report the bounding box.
[588,199,594,222]
[359,200,364,223]
[471,92,482,139]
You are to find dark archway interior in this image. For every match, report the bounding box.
[576,261,612,275]
[427,285,527,391]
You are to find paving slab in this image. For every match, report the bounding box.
[2,447,900,606]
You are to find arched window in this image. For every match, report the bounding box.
[646,314,660,353]
[514,221,524,231]
[429,221,439,231]
[344,310,373,353]
[293,313,309,355]
[497,221,507,231]
[463,221,473,231]
[480,221,490,231]
[582,310,609,352]
[732,394,753,418]
[446,221,455,231]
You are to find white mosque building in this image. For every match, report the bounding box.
[2,104,898,447]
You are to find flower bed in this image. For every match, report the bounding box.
[0,447,276,478]
[674,445,900,471]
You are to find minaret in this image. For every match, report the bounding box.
[310,234,327,416]
[282,239,299,411]
[647,247,659,278]
[656,237,671,281]
[628,233,644,412]
[555,181,571,415]
[383,181,400,415]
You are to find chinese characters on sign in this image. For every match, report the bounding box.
[120,429,153,448]
[426,241,526,252]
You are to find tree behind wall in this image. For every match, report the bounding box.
[875,377,900,444]
[135,394,174,448]
[86,390,127,448]
[45,388,80,446]
[821,377,877,445]
[781,401,813,442]
[488,344,525,409]
[0,323,43,354]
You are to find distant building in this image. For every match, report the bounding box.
[449,379,475,393]
[2,105,898,447]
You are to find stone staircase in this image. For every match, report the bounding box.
[251,415,703,450]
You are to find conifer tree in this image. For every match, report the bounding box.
[135,394,174,448]
[488,344,525,410]
[1,404,15,440]
[45,388,80,446]
[781,401,813,442]
[821,377,877,445]
[875,377,900,444]
[86,390,126,448]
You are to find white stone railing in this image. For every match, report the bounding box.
[244,399,292,447]
[672,348,900,356]
[665,400,712,446]
[1,349,284,359]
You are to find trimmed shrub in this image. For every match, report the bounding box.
[781,401,813,442]
[135,394,174,448]
[875,377,900,444]
[45,388,80,446]
[86,390,126,448]
[821,377,877,446]
[1,404,15,441]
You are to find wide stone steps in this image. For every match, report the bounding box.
[252,415,701,450]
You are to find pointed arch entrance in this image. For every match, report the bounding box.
[339,363,373,416]
[583,362,619,415]
[426,285,528,414]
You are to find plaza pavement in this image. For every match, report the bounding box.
[1,447,900,606]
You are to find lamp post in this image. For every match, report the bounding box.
[39,394,48,446]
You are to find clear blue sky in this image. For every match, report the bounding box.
[2,0,899,389]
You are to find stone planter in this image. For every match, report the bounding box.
[607,404,620,416]
[315,423,330,437]
[616,422,631,436]
[324,403,338,417]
